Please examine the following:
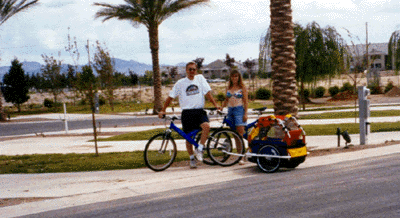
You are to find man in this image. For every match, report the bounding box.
[158,61,221,168]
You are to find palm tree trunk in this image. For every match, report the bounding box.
[149,25,163,114]
[270,0,298,116]
[0,95,6,121]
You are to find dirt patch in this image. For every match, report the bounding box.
[385,86,400,97]
[328,91,358,101]
[0,197,57,207]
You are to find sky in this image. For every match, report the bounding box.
[1,0,400,67]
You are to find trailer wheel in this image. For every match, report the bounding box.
[257,145,280,173]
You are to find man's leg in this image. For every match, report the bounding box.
[199,122,210,146]
[186,141,197,168]
[186,141,194,155]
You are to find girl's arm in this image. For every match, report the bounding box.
[242,86,249,121]
[221,88,228,108]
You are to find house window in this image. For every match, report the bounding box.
[375,63,382,68]
[371,55,381,60]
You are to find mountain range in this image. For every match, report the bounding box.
[0,58,154,80]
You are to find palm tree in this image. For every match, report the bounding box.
[0,0,38,25]
[93,0,210,113]
[0,0,39,121]
[270,0,298,116]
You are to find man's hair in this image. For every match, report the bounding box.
[186,61,197,70]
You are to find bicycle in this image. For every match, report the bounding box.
[144,115,244,171]
[204,107,267,166]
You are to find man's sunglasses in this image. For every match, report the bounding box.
[188,68,196,72]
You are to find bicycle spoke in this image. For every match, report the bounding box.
[144,133,177,171]
[207,129,244,166]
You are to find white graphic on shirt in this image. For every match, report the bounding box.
[186,85,199,96]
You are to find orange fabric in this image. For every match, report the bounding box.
[283,129,303,146]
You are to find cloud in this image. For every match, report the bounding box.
[37,29,64,50]
[44,0,75,8]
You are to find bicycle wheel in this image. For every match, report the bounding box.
[257,145,280,173]
[195,131,216,165]
[206,129,244,166]
[144,133,177,172]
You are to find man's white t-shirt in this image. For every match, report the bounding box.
[169,75,211,110]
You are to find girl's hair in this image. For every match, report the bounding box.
[228,70,244,89]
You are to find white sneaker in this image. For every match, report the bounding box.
[190,158,197,168]
[195,148,203,162]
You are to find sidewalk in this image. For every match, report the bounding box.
[1,113,400,155]
[1,113,400,217]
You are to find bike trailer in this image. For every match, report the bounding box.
[246,115,307,172]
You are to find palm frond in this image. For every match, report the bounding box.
[93,1,145,27]
[0,0,39,25]
[158,0,209,23]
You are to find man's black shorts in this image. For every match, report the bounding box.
[181,109,209,133]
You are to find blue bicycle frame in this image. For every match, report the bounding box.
[168,120,201,147]
[221,116,257,140]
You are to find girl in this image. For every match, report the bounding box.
[222,70,248,139]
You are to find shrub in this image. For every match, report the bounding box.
[43,98,54,108]
[215,92,226,103]
[367,84,382,95]
[255,87,271,100]
[384,81,394,93]
[298,88,310,100]
[248,91,255,100]
[314,86,326,98]
[328,86,340,97]
[78,98,86,106]
[99,95,106,106]
[340,82,354,93]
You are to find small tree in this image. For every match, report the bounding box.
[65,27,81,105]
[76,65,99,156]
[93,41,116,111]
[388,30,400,85]
[169,66,178,81]
[243,58,256,94]
[193,57,205,73]
[41,53,64,104]
[2,58,30,112]
[0,0,39,121]
[224,54,236,70]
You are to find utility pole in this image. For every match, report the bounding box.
[87,39,91,67]
[366,22,369,70]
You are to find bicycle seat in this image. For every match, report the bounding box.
[164,115,181,120]
[204,107,218,111]
[253,107,267,114]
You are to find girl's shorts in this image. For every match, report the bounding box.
[227,106,246,127]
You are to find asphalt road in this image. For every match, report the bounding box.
[0,116,163,136]
[24,153,400,218]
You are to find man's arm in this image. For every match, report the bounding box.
[158,96,173,118]
[205,91,222,111]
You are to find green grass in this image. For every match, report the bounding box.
[0,151,193,174]
[302,122,400,136]
[299,110,400,119]
[6,102,154,117]
[98,122,400,142]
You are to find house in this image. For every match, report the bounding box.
[348,43,390,71]
[201,59,260,79]
[161,58,261,80]
[201,59,230,79]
